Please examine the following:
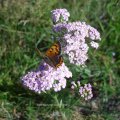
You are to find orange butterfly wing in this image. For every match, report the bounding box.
[44,42,63,68]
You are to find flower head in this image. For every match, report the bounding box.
[21,61,72,93]
[51,8,70,23]
[87,25,101,40]
[53,21,101,65]
[79,83,93,100]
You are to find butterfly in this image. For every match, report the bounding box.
[36,42,63,68]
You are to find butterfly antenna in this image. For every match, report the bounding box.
[35,43,44,57]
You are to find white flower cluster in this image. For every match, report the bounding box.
[53,21,101,65]
[79,83,93,100]
[51,8,70,23]
[71,81,93,100]
[21,8,101,96]
[21,62,72,93]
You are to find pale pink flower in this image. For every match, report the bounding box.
[53,21,101,65]
[79,83,93,100]
[51,8,70,23]
[21,61,72,93]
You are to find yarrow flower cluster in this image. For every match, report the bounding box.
[21,61,72,93]
[21,8,101,99]
[79,83,93,100]
[71,81,93,100]
[53,21,101,65]
[51,8,70,23]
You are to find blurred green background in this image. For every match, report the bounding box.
[0,0,120,119]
